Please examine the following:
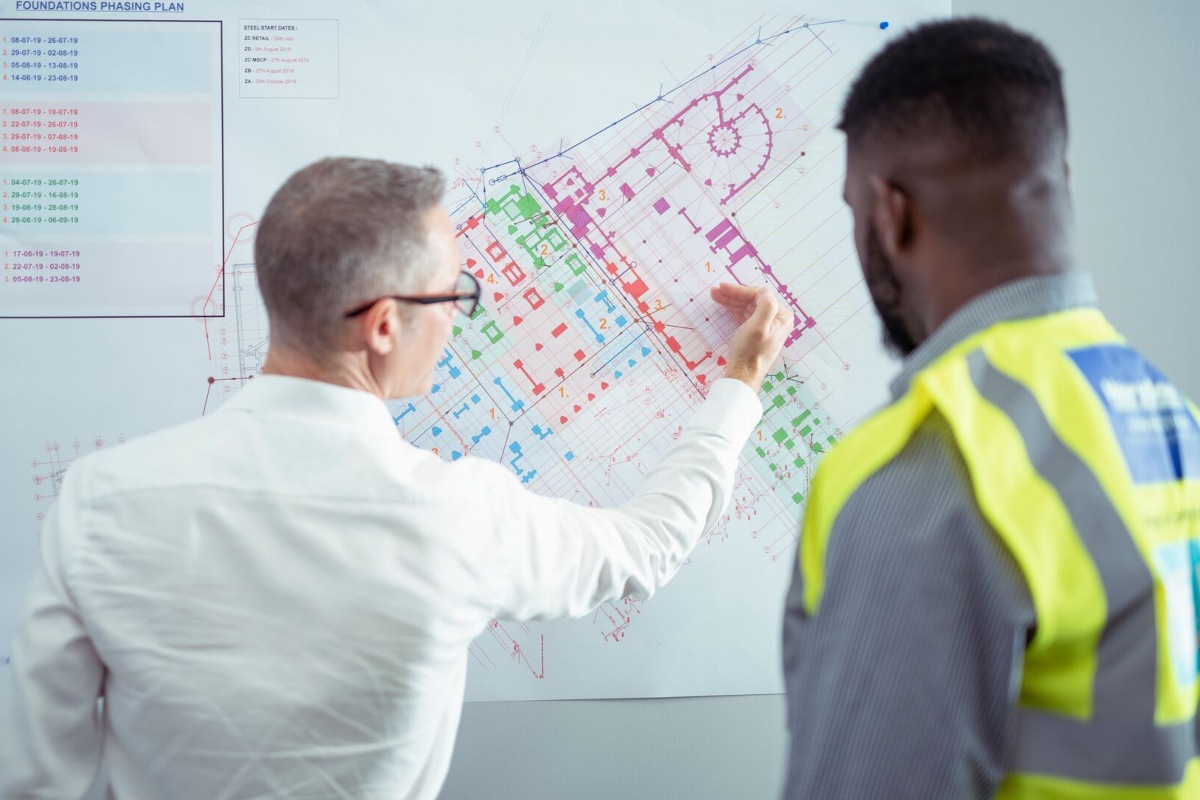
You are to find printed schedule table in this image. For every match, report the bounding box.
[0,18,223,318]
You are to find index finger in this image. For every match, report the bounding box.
[709,282,759,303]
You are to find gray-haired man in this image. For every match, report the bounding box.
[0,157,791,799]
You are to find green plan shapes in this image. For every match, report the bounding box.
[755,446,767,458]
[792,492,804,504]
[565,252,587,276]
[811,442,824,454]
[470,303,485,321]
[519,228,569,269]
[485,185,543,223]
[771,395,785,409]
[544,228,567,251]
[827,435,838,447]
[793,456,806,468]
[784,439,796,450]
[471,349,482,360]
[762,380,774,393]
[526,242,547,269]
[787,386,797,397]
[792,409,811,427]
[553,281,565,293]
[515,191,540,219]
[481,320,504,344]
[772,428,788,444]
[799,425,812,437]
[483,183,555,273]
[452,325,463,336]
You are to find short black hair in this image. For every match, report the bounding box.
[840,18,1067,161]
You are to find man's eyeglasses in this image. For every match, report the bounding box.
[345,270,482,318]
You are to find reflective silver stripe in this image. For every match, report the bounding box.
[966,350,1196,785]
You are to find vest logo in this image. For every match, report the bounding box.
[1099,378,1186,415]
[1069,344,1200,485]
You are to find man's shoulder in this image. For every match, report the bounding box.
[814,411,1016,595]
[841,412,972,514]
[805,390,941,533]
[67,414,226,498]
[818,409,981,556]
[62,399,541,512]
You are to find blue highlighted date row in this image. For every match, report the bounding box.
[1,23,218,95]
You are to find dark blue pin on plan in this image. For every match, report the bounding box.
[880,21,890,29]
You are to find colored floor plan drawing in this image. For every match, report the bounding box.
[383,16,885,699]
[2,3,923,701]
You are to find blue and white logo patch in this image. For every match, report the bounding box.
[1068,344,1200,485]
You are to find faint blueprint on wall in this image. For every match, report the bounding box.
[0,0,949,700]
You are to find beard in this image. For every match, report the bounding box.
[863,224,920,358]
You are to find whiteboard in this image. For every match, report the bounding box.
[0,0,947,702]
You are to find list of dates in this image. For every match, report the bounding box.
[5,249,83,285]
[2,105,80,155]
[3,175,82,228]
[2,35,80,84]
[1,19,224,316]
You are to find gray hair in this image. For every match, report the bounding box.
[254,157,446,357]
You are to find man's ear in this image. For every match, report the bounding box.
[355,299,399,357]
[867,174,913,259]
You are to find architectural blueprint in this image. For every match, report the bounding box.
[0,0,948,700]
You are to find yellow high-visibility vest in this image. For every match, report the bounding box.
[801,307,1200,798]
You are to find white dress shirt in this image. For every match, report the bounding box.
[0,375,761,799]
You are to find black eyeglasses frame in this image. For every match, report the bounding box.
[344,270,482,319]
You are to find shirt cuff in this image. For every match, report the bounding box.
[686,377,763,445]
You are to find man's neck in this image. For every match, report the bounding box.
[923,250,1073,337]
[261,347,385,398]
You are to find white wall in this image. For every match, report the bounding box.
[970,0,1200,401]
[438,2,1200,798]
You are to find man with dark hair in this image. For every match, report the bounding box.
[0,157,794,798]
[783,18,1200,799]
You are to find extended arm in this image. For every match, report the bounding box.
[494,284,791,620]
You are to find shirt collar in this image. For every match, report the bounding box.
[218,374,403,441]
[888,272,1099,400]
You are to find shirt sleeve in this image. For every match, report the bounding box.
[492,377,762,621]
[781,412,1035,800]
[0,461,106,798]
